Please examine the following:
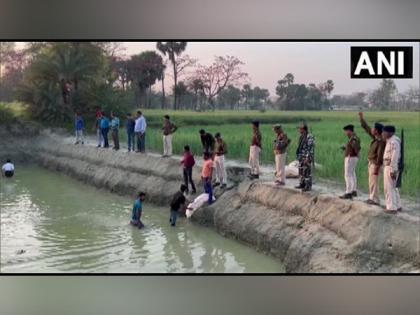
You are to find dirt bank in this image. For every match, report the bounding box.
[1,129,419,273]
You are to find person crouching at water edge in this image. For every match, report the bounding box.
[273,124,290,186]
[201,151,214,205]
[162,115,177,157]
[110,111,120,150]
[248,120,262,179]
[169,184,187,227]
[130,192,146,229]
[100,112,110,148]
[382,125,402,214]
[2,159,15,178]
[180,145,197,194]
[74,111,84,145]
[340,124,361,200]
[214,132,228,189]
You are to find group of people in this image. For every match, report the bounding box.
[73,108,403,228]
[338,112,403,214]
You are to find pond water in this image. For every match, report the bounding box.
[0,167,284,273]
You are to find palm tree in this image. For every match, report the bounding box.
[156,42,187,110]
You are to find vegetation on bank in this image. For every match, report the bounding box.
[123,110,418,198]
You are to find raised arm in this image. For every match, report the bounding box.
[358,112,374,139]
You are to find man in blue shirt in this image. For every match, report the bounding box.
[74,112,84,145]
[130,192,146,229]
[126,113,136,152]
[100,112,110,148]
[134,110,147,153]
[111,111,120,150]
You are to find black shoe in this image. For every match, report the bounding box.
[352,191,357,197]
[339,193,353,199]
[397,207,402,212]
[365,199,379,205]
[253,174,259,179]
[171,223,176,227]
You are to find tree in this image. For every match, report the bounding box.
[217,85,242,110]
[241,84,253,109]
[156,41,188,110]
[368,79,397,109]
[193,55,248,110]
[172,81,189,109]
[188,78,205,111]
[319,79,334,98]
[126,51,165,108]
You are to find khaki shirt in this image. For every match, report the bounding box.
[344,134,361,157]
[215,140,227,156]
[360,118,385,166]
[383,135,401,172]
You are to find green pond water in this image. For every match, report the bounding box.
[0,166,284,273]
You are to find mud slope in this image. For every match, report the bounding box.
[192,181,420,273]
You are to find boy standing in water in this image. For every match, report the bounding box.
[131,192,146,229]
[169,184,187,227]
[201,151,214,205]
[74,112,84,145]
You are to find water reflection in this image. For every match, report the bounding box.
[1,167,284,273]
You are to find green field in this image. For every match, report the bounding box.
[122,110,419,198]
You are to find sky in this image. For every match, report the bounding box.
[121,42,419,97]
[14,41,420,96]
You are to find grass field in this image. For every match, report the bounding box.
[121,110,419,198]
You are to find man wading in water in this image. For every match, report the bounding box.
[130,192,146,229]
[169,184,187,227]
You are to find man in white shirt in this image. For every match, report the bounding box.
[134,110,147,153]
[2,159,15,178]
[382,125,402,214]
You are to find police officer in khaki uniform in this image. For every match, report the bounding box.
[340,124,361,200]
[382,125,402,214]
[272,124,290,186]
[358,112,385,205]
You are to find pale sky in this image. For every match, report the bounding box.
[122,42,419,96]
[14,41,420,96]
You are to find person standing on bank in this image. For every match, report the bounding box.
[2,159,15,178]
[95,110,103,147]
[213,132,228,189]
[248,120,262,179]
[340,124,361,199]
[295,122,315,192]
[382,125,402,214]
[126,113,135,152]
[199,129,215,154]
[162,115,178,157]
[358,112,385,205]
[110,111,120,150]
[74,112,84,145]
[201,151,214,204]
[100,112,110,148]
[273,124,290,186]
[169,184,187,227]
[180,145,196,194]
[134,111,147,153]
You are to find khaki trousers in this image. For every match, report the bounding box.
[163,134,172,156]
[368,162,381,203]
[344,156,358,194]
[249,145,261,175]
[384,165,401,211]
[275,153,287,183]
[214,154,227,184]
